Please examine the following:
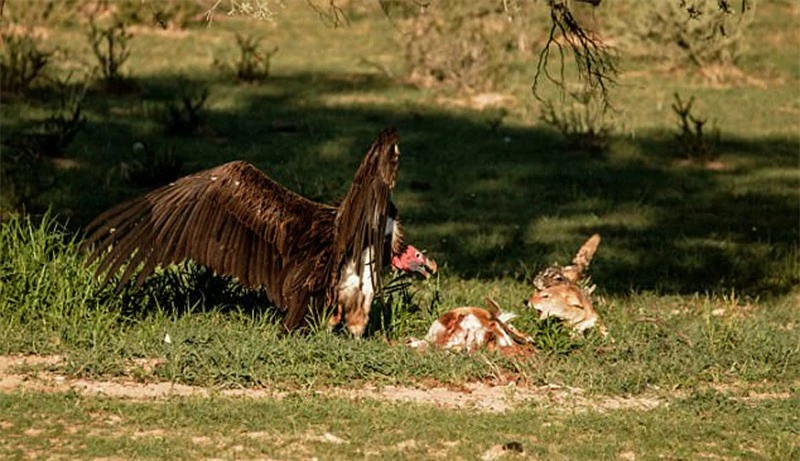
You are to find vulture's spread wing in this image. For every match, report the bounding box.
[83,161,336,314]
[329,128,401,301]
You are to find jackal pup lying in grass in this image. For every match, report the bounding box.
[408,234,604,353]
[525,234,605,336]
[406,298,534,353]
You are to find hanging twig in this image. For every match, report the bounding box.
[306,0,349,28]
[533,0,617,108]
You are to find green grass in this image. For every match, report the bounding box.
[0,389,797,460]
[1,213,797,394]
[1,1,799,459]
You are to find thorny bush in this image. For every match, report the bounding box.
[393,0,538,93]
[540,89,613,155]
[214,34,278,83]
[0,28,53,94]
[87,18,134,90]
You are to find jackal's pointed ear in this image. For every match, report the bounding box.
[572,233,601,269]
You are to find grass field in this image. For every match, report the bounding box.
[1,1,798,459]
[1,386,796,459]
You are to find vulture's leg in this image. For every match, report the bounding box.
[327,305,342,330]
[343,291,371,337]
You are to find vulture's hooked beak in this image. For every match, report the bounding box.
[393,246,438,279]
[415,254,438,279]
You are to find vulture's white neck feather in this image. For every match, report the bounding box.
[384,216,395,238]
[339,248,375,297]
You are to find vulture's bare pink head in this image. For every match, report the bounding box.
[392,246,437,279]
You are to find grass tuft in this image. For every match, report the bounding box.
[0,212,122,353]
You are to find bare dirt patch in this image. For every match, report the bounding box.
[707,381,798,404]
[0,355,794,414]
[321,93,392,107]
[338,382,663,414]
[0,354,660,412]
[0,354,64,372]
[435,92,515,111]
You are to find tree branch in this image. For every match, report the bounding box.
[533,0,617,107]
[306,0,349,28]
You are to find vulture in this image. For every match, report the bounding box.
[82,128,437,335]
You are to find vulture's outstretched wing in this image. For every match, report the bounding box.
[83,161,336,316]
[329,128,401,300]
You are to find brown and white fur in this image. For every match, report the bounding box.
[526,283,599,334]
[525,234,605,335]
[407,299,533,353]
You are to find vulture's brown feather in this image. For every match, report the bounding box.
[330,129,400,300]
[83,128,403,333]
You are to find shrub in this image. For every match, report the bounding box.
[2,0,76,27]
[115,142,184,188]
[87,18,134,90]
[1,75,89,215]
[161,82,211,136]
[205,0,278,22]
[35,81,88,156]
[671,92,719,161]
[539,89,612,155]
[393,0,537,93]
[114,0,204,29]
[214,34,278,83]
[0,29,53,94]
[612,0,755,74]
[4,75,88,159]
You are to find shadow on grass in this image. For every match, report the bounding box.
[114,263,280,322]
[4,70,798,301]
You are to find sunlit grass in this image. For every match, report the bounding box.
[0,388,797,460]
[1,214,797,394]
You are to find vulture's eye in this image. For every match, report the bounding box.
[415,252,422,259]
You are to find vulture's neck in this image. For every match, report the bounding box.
[385,203,404,256]
[338,213,397,298]
[340,247,376,296]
